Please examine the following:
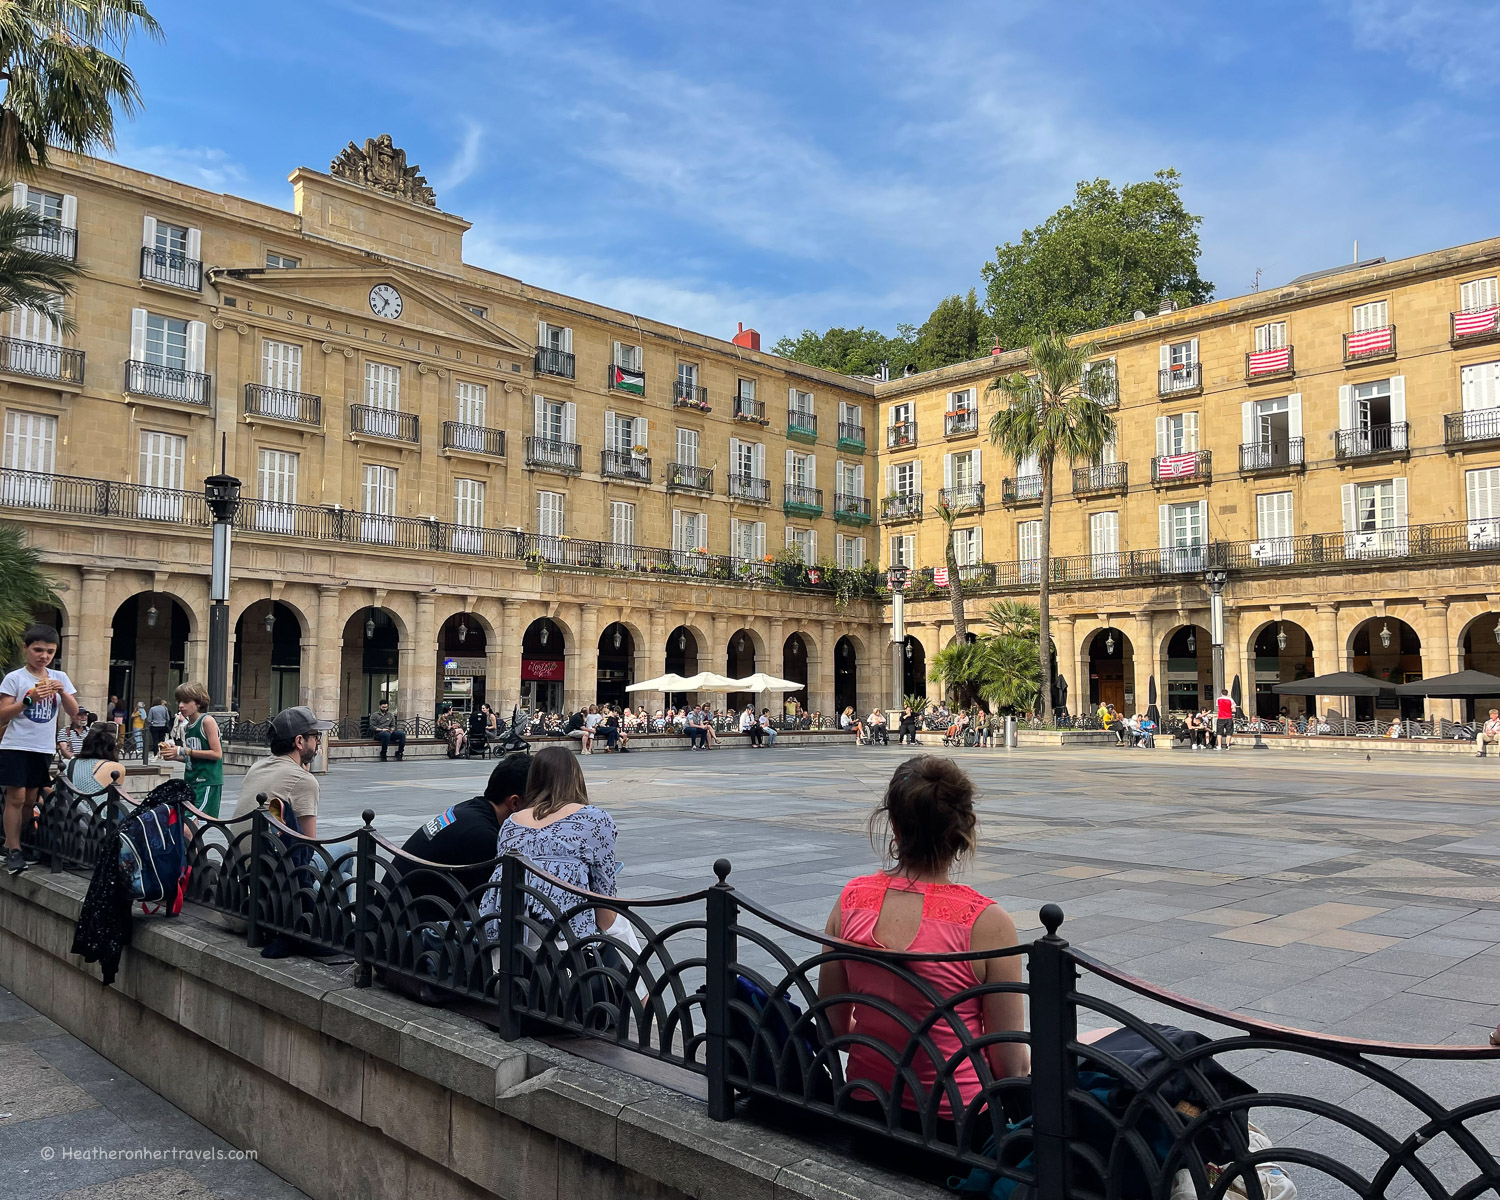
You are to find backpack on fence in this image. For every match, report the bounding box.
[119,779,192,916]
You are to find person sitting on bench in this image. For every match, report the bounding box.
[369,701,405,762]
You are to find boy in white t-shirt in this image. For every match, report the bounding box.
[0,624,80,874]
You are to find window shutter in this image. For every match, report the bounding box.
[806,454,815,489]
[753,442,764,477]
[1158,344,1170,373]
[1184,411,1199,451]
[943,453,953,490]
[533,395,544,437]
[1389,375,1406,424]
[186,321,206,373]
[130,308,147,361]
[562,327,573,354]
[835,534,845,563]
[1197,500,1208,543]
[635,417,648,453]
[786,526,795,550]
[972,528,982,562]
[1393,477,1408,529]
[1338,384,1352,430]
[141,215,156,249]
[1241,401,1255,447]
[604,411,617,451]
[563,401,576,444]
[730,518,741,553]
[729,436,740,468]
[1155,415,1168,456]
[807,530,817,562]
[672,509,683,551]
[1188,337,1199,365]
[855,537,865,567]
[1341,484,1356,533]
[785,449,794,482]
[10,182,25,208]
[970,449,982,484]
[913,460,921,492]
[1288,393,1303,439]
[1158,503,1171,549]
[854,464,864,495]
[886,464,896,493]
[186,226,201,262]
[537,320,547,347]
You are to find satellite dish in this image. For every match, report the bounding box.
[1133,310,1146,321]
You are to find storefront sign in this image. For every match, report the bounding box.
[522,658,565,681]
[442,656,486,677]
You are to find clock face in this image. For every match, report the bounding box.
[369,283,402,319]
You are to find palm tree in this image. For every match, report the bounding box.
[933,494,968,642]
[0,0,161,173]
[0,522,57,666]
[0,203,80,331]
[988,330,1115,722]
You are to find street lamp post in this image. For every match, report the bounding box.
[204,470,243,711]
[888,567,909,714]
[1205,567,1229,705]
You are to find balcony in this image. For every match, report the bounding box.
[783,484,823,518]
[1150,450,1211,485]
[787,408,817,443]
[535,346,575,378]
[881,493,922,522]
[938,484,985,514]
[1334,423,1408,461]
[1245,346,1295,382]
[1239,438,1305,474]
[944,409,979,438]
[1158,362,1202,397]
[140,246,201,291]
[1001,475,1042,506]
[0,336,84,386]
[667,462,713,492]
[525,436,582,473]
[922,563,995,588]
[21,221,77,261]
[350,404,419,444]
[673,380,710,412]
[833,493,871,525]
[1451,308,1500,346]
[887,420,917,448]
[124,359,211,407]
[606,363,645,395]
[443,421,505,457]
[837,421,866,452]
[1445,409,1500,449]
[600,449,650,483]
[732,394,766,424]
[245,383,320,427]
[1072,462,1127,496]
[1343,325,1397,364]
[728,473,770,503]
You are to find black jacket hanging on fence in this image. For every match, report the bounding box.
[69,826,135,986]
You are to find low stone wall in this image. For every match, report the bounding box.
[0,869,933,1200]
[914,729,1116,748]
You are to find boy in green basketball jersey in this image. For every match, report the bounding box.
[161,681,223,817]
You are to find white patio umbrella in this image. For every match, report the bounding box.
[729,672,804,695]
[625,673,699,694]
[679,672,742,692]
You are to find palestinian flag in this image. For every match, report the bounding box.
[610,365,646,396]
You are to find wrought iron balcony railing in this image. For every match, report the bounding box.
[881,493,922,521]
[1244,346,1295,380]
[944,409,978,437]
[1334,422,1408,460]
[667,462,713,491]
[673,380,710,410]
[832,494,871,524]
[1238,438,1304,472]
[125,359,211,407]
[0,336,84,385]
[1150,449,1211,484]
[938,484,985,512]
[787,408,817,440]
[1451,308,1500,344]
[535,346,575,378]
[601,449,650,482]
[1343,324,1397,362]
[1158,362,1202,395]
[1000,475,1042,505]
[1446,408,1500,447]
[525,436,582,473]
[783,484,823,515]
[1072,462,1127,495]
[22,220,77,261]
[836,421,866,450]
[887,420,917,448]
[727,474,769,502]
[245,383,321,426]
[443,421,505,457]
[140,245,202,291]
[351,404,418,443]
[732,395,765,423]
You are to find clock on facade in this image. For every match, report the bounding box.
[369,283,402,319]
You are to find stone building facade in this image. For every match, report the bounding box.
[0,145,886,725]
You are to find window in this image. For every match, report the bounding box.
[952,526,982,567]
[453,478,484,527]
[738,378,756,402]
[606,411,647,455]
[1341,478,1407,558]
[255,449,299,533]
[138,430,186,520]
[456,381,487,427]
[836,460,865,498]
[890,402,912,426]
[536,490,565,537]
[787,526,816,564]
[261,340,302,392]
[155,221,189,257]
[672,509,707,556]
[1018,519,1041,581]
[731,518,766,561]
[1461,277,1499,312]
[732,438,757,478]
[462,303,487,319]
[1354,481,1396,531]
[614,342,643,371]
[7,297,63,370]
[1254,322,1287,351]
[1254,491,1294,565]
[610,501,636,546]
[1083,357,1117,402]
[145,313,189,369]
[365,362,400,409]
[358,464,397,544]
[24,188,64,223]
[1338,377,1407,452]
[1352,300,1388,332]
[265,251,300,269]
[790,387,814,414]
[835,534,866,568]
[677,362,699,398]
[2,410,56,505]
[890,533,915,568]
[1159,500,1207,572]
[1466,468,1500,548]
[1240,393,1303,467]
[947,388,975,413]
[891,461,918,495]
[1089,511,1119,575]
[675,426,699,466]
[1168,339,1196,369]
[838,400,861,428]
[951,450,977,488]
[1156,412,1199,455]
[788,450,812,488]
[539,322,571,353]
[535,397,567,442]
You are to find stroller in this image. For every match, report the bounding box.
[467,708,491,759]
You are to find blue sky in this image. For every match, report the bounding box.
[114,0,1500,345]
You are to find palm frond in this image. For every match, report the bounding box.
[0,203,80,333]
[0,521,58,666]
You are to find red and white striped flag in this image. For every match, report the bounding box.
[1454,307,1498,337]
[1346,325,1393,356]
[1155,452,1199,480]
[1247,346,1290,375]
[933,566,950,587]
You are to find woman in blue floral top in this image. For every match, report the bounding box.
[480,744,620,940]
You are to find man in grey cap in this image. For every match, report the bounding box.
[231,705,334,836]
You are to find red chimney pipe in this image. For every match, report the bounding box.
[732,322,761,351]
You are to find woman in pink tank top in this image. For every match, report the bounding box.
[817,755,1029,1127]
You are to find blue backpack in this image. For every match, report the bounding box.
[120,779,191,915]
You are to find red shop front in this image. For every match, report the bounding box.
[521,658,565,714]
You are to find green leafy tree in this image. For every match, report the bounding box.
[913,289,991,371]
[988,331,1115,721]
[0,522,58,666]
[770,324,914,377]
[0,0,161,173]
[981,170,1212,350]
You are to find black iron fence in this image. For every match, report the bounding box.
[600,449,650,482]
[140,245,202,291]
[525,436,582,473]
[881,492,922,520]
[944,409,978,436]
[788,408,817,436]
[535,347,575,378]
[0,335,85,384]
[837,420,865,447]
[23,780,1499,1200]
[1335,422,1408,459]
[1238,438,1304,472]
[1445,408,1500,447]
[674,381,710,409]
[727,473,769,502]
[939,483,985,511]
[1001,475,1043,505]
[125,360,211,406]
[887,420,916,448]
[668,462,713,492]
[732,395,765,423]
[1158,362,1202,394]
[350,404,419,443]
[1072,462,1126,495]
[245,383,321,426]
[443,421,505,457]
[22,220,77,261]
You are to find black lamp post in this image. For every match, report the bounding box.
[887,566,910,712]
[204,469,242,711]
[1204,567,1229,705]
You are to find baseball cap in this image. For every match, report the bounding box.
[269,705,335,741]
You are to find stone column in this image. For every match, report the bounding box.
[409,593,438,725]
[299,636,316,707]
[710,613,728,677]
[570,604,599,712]
[75,567,111,713]
[1223,606,1247,714]
[315,585,343,721]
[1125,613,1153,716]
[645,610,667,710]
[769,618,785,676]
[1421,599,1455,723]
[1053,613,1077,719]
[499,599,521,714]
[819,619,837,717]
[1311,603,1340,721]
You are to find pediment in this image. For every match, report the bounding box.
[209,266,532,355]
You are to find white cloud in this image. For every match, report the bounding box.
[108,142,254,196]
[1330,0,1500,91]
[433,120,484,192]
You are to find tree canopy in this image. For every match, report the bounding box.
[0,522,57,667]
[981,170,1212,349]
[769,324,914,378]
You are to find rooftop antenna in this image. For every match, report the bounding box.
[1252,268,1262,293]
[1353,239,1359,264]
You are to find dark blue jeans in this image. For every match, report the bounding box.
[375,729,406,758]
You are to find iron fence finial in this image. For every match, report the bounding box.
[1040,902,1065,940]
[713,858,732,884]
